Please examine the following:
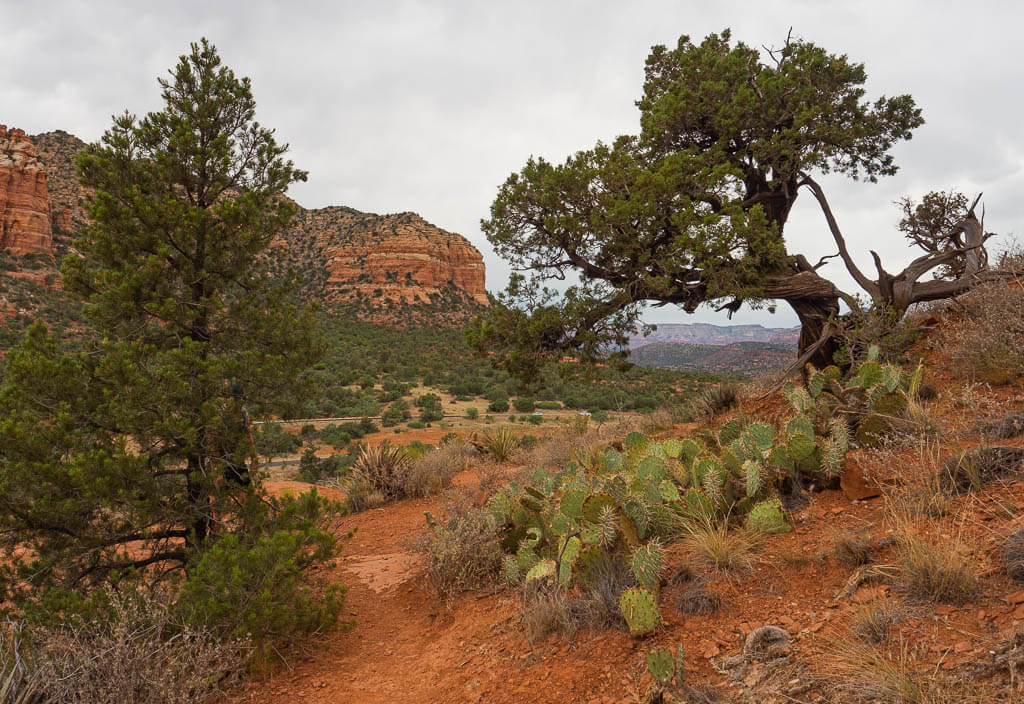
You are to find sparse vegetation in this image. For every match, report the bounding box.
[418,502,504,602]
[850,599,904,644]
[683,518,759,574]
[894,532,978,604]
[1,593,248,704]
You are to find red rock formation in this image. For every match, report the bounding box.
[322,214,487,305]
[0,126,54,257]
[280,207,488,313]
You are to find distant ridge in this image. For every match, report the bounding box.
[628,322,799,348]
[629,340,796,376]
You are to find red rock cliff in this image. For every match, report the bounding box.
[279,207,488,311]
[0,126,54,257]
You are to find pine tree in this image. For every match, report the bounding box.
[0,40,325,601]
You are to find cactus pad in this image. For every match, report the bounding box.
[619,586,660,636]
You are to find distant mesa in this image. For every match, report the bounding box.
[0,126,55,257]
[0,123,487,325]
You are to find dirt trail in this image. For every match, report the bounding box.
[247,471,665,704]
[244,402,1024,703]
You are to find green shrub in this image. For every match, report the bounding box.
[465,407,479,420]
[480,428,518,461]
[177,490,348,661]
[297,447,346,483]
[513,397,535,413]
[254,423,302,459]
[488,398,509,413]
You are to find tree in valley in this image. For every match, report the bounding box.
[468,30,999,379]
[0,40,339,636]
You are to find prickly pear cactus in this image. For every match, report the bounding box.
[631,539,664,590]
[619,586,660,637]
[646,647,676,685]
[747,499,791,534]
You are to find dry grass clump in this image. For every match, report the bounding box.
[894,532,978,605]
[850,599,904,644]
[683,518,760,574]
[938,446,1024,494]
[1002,528,1024,582]
[834,530,876,567]
[936,279,1024,384]
[824,641,972,704]
[414,501,503,603]
[870,443,953,518]
[686,383,743,423]
[664,565,721,615]
[402,441,476,498]
[520,554,637,641]
[1,594,246,704]
[521,581,578,642]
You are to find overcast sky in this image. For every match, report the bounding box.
[4,0,1022,327]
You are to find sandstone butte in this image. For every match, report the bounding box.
[0,125,54,257]
[279,207,488,308]
[0,125,488,319]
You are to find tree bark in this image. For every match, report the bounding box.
[763,270,843,370]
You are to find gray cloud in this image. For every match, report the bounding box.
[3,0,1021,327]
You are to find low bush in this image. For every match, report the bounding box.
[487,398,509,413]
[177,489,348,662]
[254,423,302,460]
[2,593,248,704]
[937,280,1024,384]
[297,447,347,483]
[417,502,503,602]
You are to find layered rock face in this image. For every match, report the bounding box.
[3,123,489,325]
[0,126,54,257]
[280,207,488,312]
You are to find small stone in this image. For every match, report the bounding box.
[1001,589,1024,605]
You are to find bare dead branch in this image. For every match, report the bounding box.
[800,175,880,298]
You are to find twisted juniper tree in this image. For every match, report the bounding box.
[0,40,330,603]
[469,30,997,379]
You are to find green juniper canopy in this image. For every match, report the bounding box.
[468,30,999,379]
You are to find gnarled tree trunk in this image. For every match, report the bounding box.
[764,269,843,371]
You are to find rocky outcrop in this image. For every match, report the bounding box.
[30,130,89,245]
[278,207,488,316]
[0,126,54,257]
[4,124,490,325]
